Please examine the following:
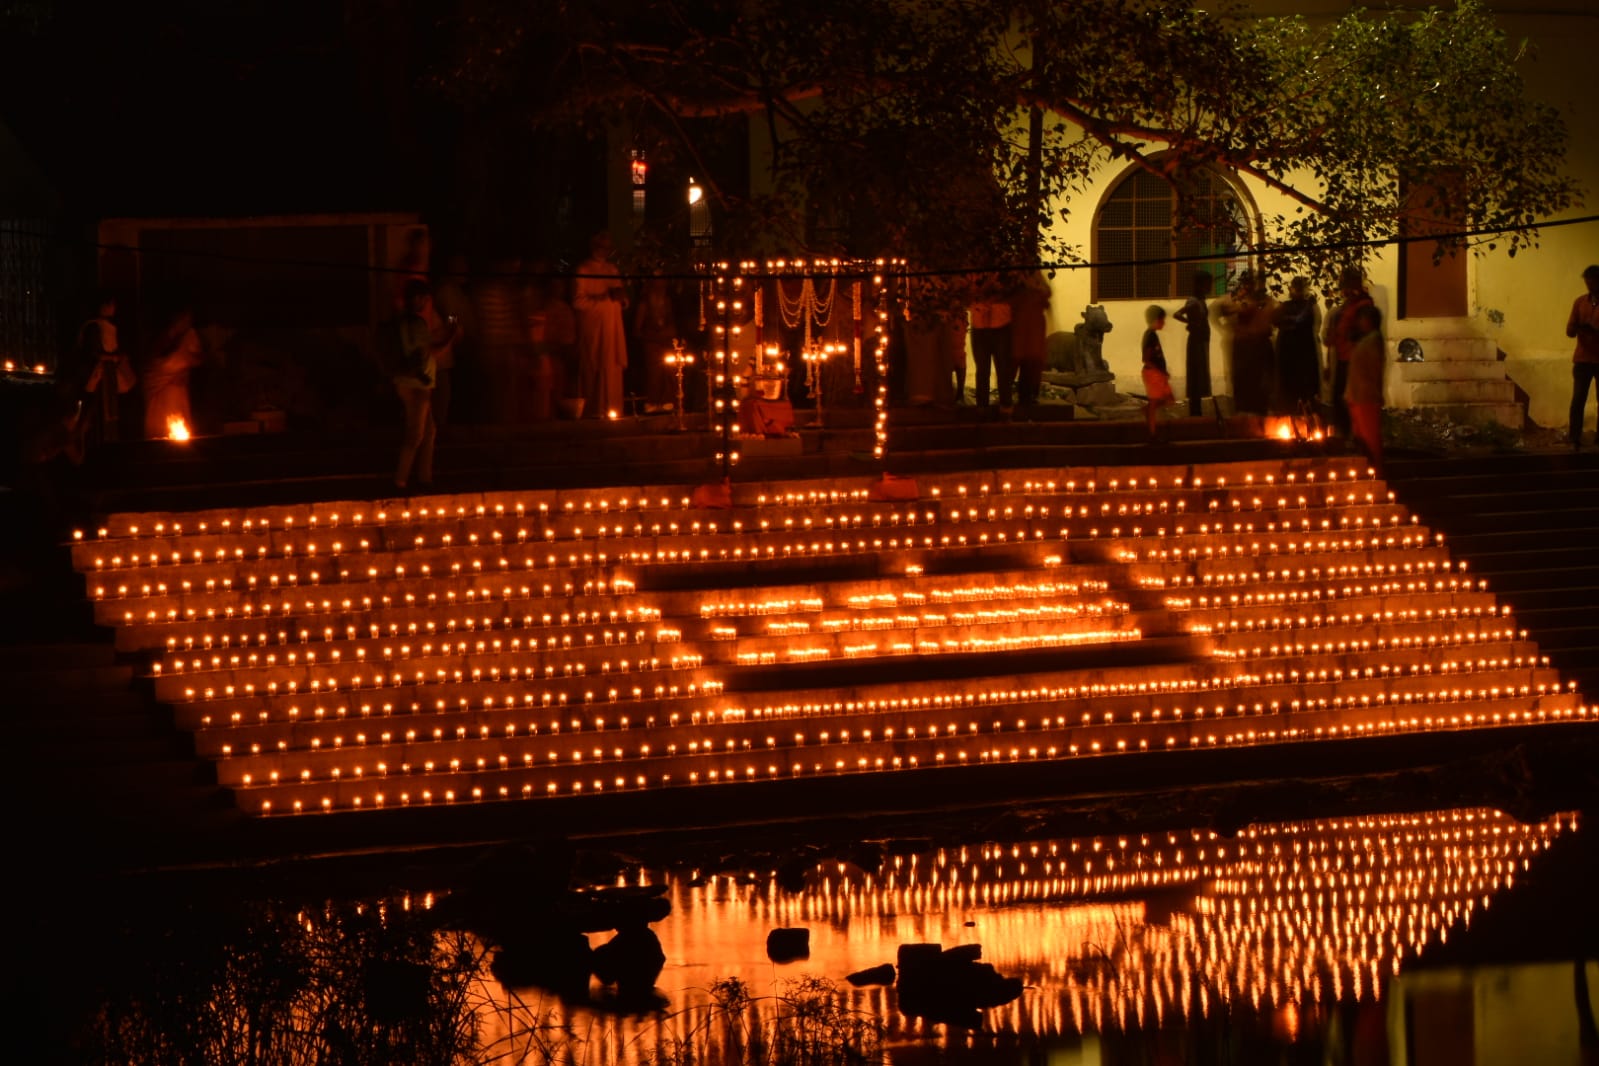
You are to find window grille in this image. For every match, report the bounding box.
[1094,169,1248,301]
[0,219,57,371]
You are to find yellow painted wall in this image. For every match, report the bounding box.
[1037,4,1597,426]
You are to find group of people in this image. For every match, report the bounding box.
[899,270,1052,415]
[382,230,687,492]
[961,270,1053,413]
[1138,266,1388,465]
[65,294,209,451]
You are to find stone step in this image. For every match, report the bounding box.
[1494,590,1599,622]
[1437,546,1597,574]
[68,467,1384,553]
[1394,466,1597,498]
[226,693,1590,816]
[1402,379,1517,406]
[1414,492,1599,523]
[1543,647,1599,700]
[38,449,1590,837]
[1385,328,1496,362]
[147,612,1144,705]
[76,512,1437,600]
[1431,507,1599,536]
[1396,402,1525,430]
[1444,528,1596,555]
[210,658,1573,784]
[1393,360,1508,383]
[1528,627,1599,652]
[1475,567,1599,595]
[68,492,1415,573]
[1500,603,1599,633]
[189,642,1562,757]
[70,422,1315,516]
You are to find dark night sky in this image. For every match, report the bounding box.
[1,1,423,219]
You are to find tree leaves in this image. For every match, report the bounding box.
[428,0,1578,284]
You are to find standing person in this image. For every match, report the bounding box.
[76,293,135,444]
[1272,276,1322,415]
[430,253,476,429]
[967,274,1013,410]
[1321,265,1374,442]
[950,289,969,403]
[1172,270,1213,417]
[1565,264,1599,450]
[389,279,455,492]
[572,231,629,419]
[141,307,204,439]
[1141,305,1175,440]
[633,277,680,412]
[525,261,576,420]
[1216,270,1277,415]
[1009,270,1051,415]
[1344,303,1387,472]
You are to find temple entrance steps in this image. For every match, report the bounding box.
[53,454,1594,825]
[1385,320,1524,429]
[1385,452,1599,701]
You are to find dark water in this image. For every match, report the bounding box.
[22,801,1599,1065]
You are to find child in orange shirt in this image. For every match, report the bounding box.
[1141,305,1175,440]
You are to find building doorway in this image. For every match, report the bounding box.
[1399,175,1468,319]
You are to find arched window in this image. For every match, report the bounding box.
[1093,167,1249,301]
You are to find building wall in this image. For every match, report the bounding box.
[1037,3,1597,427]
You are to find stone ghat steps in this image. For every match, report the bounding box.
[74,457,1379,542]
[178,633,1567,777]
[1384,452,1599,702]
[187,640,1565,771]
[80,534,1449,637]
[1419,506,1599,536]
[71,492,1426,584]
[64,414,1303,515]
[51,454,1595,826]
[142,571,1535,717]
[227,695,1590,817]
[75,521,1435,626]
[186,643,1209,761]
[108,566,1125,655]
[69,485,1411,578]
[145,610,1147,708]
[1201,619,1530,659]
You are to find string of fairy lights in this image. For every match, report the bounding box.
[699,258,902,471]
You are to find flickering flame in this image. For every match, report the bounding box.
[1265,417,1295,441]
[167,416,191,441]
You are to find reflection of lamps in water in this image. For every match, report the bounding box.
[1398,338,1425,363]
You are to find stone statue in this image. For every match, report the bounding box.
[1045,305,1115,384]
